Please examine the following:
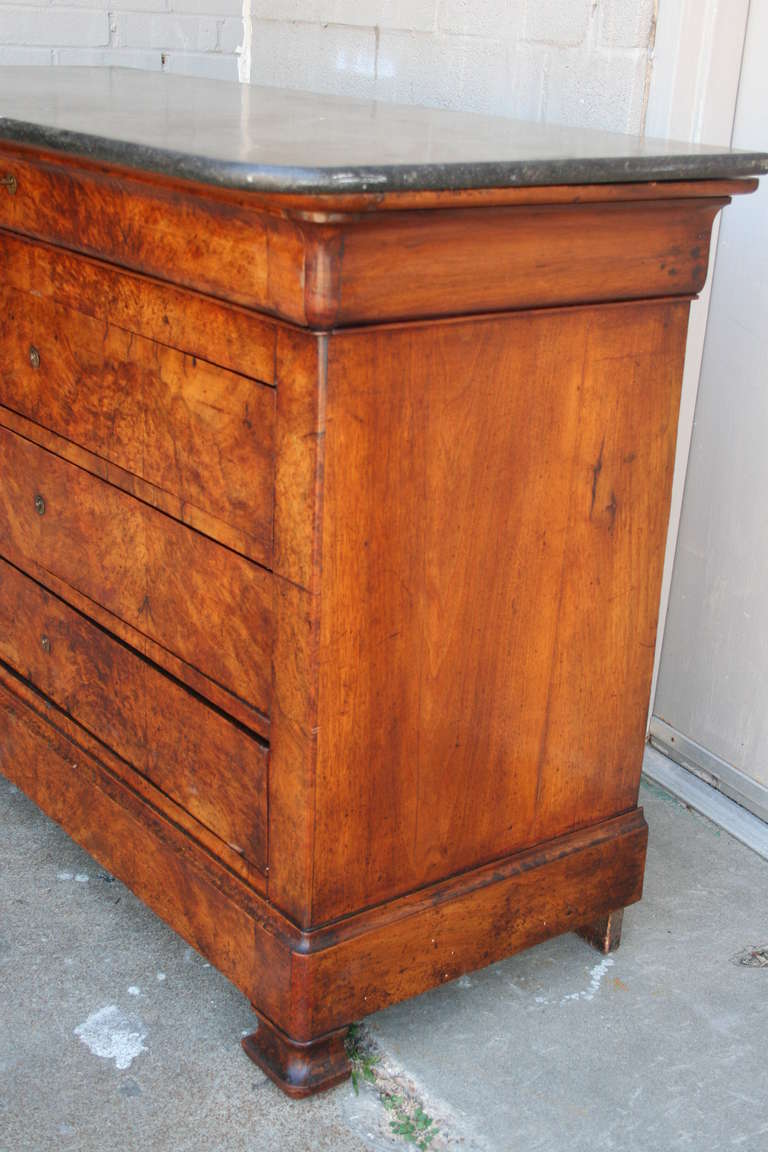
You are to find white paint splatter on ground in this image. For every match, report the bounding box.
[74,874,89,883]
[57,872,73,881]
[534,956,616,1006]
[127,986,140,997]
[74,1005,147,1070]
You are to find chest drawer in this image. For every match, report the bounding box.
[0,424,273,712]
[0,556,267,872]
[0,281,275,565]
[0,150,305,316]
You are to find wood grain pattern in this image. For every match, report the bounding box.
[0,671,291,1012]
[272,327,325,590]
[310,198,723,326]
[310,299,688,922]
[0,284,275,564]
[0,228,277,383]
[0,666,646,1044]
[267,330,326,924]
[0,404,271,566]
[0,424,273,711]
[0,131,748,1093]
[0,148,307,317]
[0,146,732,326]
[578,909,624,954]
[242,1014,350,1097]
[0,556,268,871]
[298,810,647,1037]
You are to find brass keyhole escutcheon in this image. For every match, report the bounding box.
[41,636,51,654]
[29,345,40,369]
[0,174,16,195]
[34,494,45,516]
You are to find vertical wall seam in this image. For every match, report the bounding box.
[239,0,252,83]
[640,0,659,134]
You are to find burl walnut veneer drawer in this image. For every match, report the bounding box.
[0,268,275,567]
[0,556,267,872]
[0,424,273,713]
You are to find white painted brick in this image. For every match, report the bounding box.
[0,8,109,47]
[250,1,436,32]
[53,46,165,69]
[524,0,592,47]
[0,45,52,63]
[113,12,218,51]
[164,48,239,78]
[438,0,524,39]
[599,0,655,50]
[505,40,548,122]
[250,20,377,97]
[48,0,168,8]
[543,46,648,133]
[218,16,244,53]
[169,0,242,15]
[376,30,507,115]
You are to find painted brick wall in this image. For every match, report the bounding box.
[0,0,657,133]
[0,0,245,80]
[245,0,656,131]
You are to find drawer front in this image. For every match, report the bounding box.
[0,557,267,870]
[0,282,275,565]
[0,150,305,315]
[0,228,277,385]
[0,424,273,712]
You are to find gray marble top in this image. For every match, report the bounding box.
[0,66,766,195]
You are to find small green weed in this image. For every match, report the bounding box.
[345,1023,380,1096]
[346,1025,440,1150]
[383,1097,437,1148]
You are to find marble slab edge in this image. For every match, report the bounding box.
[1,119,768,197]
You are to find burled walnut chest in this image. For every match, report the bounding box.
[0,67,765,1096]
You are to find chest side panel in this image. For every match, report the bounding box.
[311,299,688,922]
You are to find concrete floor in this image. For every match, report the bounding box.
[1,764,767,1152]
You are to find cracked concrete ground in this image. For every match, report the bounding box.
[1,761,767,1152]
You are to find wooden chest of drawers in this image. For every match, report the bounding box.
[0,68,765,1097]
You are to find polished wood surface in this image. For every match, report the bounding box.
[0,143,731,326]
[0,148,307,318]
[0,668,646,1042]
[0,118,751,1096]
[242,1016,351,1098]
[303,199,724,326]
[0,424,273,709]
[578,910,625,954]
[0,281,275,563]
[0,557,268,870]
[309,299,687,920]
[0,228,277,383]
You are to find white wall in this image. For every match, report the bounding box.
[245,0,656,131]
[0,0,245,80]
[652,0,768,802]
[0,0,657,132]
[645,0,751,722]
